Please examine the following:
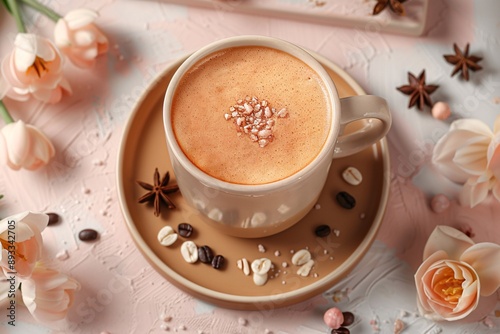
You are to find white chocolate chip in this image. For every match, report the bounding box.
[342,166,363,186]
[253,273,268,286]
[157,226,178,246]
[291,249,312,266]
[180,241,198,263]
[297,259,315,277]
[277,108,288,118]
[251,258,272,275]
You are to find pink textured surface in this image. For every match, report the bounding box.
[1,0,499,333]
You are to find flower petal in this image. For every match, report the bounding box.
[1,121,30,169]
[453,136,490,175]
[65,9,99,30]
[459,177,490,208]
[460,242,500,296]
[494,115,500,134]
[487,133,500,179]
[423,226,474,261]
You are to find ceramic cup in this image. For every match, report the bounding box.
[163,35,391,238]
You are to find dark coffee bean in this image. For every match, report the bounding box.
[198,245,214,264]
[46,212,60,225]
[79,229,98,241]
[178,223,193,238]
[341,312,354,326]
[315,224,331,237]
[211,255,225,269]
[331,327,350,334]
[336,191,356,209]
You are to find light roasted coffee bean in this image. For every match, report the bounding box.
[181,241,198,263]
[157,226,178,246]
[291,249,311,266]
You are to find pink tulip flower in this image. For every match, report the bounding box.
[0,212,49,278]
[415,226,500,321]
[54,9,109,68]
[21,265,80,322]
[0,120,55,171]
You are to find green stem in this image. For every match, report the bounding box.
[0,101,15,124]
[6,0,26,33]
[19,0,61,22]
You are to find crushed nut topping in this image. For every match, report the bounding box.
[224,96,288,147]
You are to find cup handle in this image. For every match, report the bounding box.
[334,95,391,158]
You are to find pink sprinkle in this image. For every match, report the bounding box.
[431,101,451,120]
[323,307,344,329]
[431,194,450,213]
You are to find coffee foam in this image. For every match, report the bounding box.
[171,46,331,185]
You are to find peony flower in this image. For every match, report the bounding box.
[415,226,500,321]
[0,33,71,103]
[0,120,55,170]
[0,212,49,278]
[21,265,80,322]
[433,115,500,207]
[54,9,109,69]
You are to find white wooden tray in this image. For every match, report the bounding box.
[161,0,428,36]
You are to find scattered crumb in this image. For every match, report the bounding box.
[160,323,169,331]
[333,229,340,237]
[258,244,266,253]
[281,280,286,285]
[178,325,186,331]
[360,213,366,219]
[290,249,295,254]
[399,310,408,318]
[264,329,273,334]
[394,319,405,334]
[313,273,319,278]
[483,316,495,328]
[274,250,281,256]
[238,317,248,326]
[56,249,69,261]
[314,203,321,209]
[282,262,288,268]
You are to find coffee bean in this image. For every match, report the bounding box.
[178,223,193,238]
[211,255,225,269]
[198,245,214,264]
[78,229,98,241]
[336,191,356,209]
[315,224,331,237]
[341,312,354,326]
[46,212,60,225]
[331,327,350,334]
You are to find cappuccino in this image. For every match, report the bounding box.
[171,46,331,185]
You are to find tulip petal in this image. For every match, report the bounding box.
[26,124,55,164]
[433,119,494,183]
[460,242,500,296]
[1,121,30,169]
[453,137,490,175]
[459,177,490,208]
[54,20,71,47]
[492,181,500,202]
[494,115,500,134]
[488,134,500,179]
[0,277,10,307]
[65,9,99,29]
[423,226,474,261]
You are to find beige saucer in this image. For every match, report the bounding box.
[116,51,390,310]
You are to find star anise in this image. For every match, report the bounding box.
[397,70,439,110]
[373,0,408,16]
[137,168,179,217]
[443,43,483,81]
